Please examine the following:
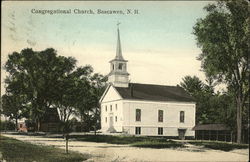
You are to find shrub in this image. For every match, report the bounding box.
[0,120,16,131]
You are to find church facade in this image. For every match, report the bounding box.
[99,26,196,139]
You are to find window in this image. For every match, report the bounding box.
[105,117,107,123]
[180,111,185,123]
[112,64,115,70]
[20,124,23,128]
[115,116,117,122]
[105,106,107,112]
[135,127,141,135]
[110,105,112,111]
[158,110,163,122]
[158,127,163,135]
[118,63,123,70]
[136,109,141,121]
[115,104,118,110]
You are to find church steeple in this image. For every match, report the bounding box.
[108,23,129,88]
[115,24,124,60]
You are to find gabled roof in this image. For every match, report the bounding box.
[192,124,231,131]
[114,83,195,102]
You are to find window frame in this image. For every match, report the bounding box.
[158,110,163,122]
[135,109,141,122]
[118,63,123,70]
[158,127,163,135]
[180,111,185,123]
[135,127,141,135]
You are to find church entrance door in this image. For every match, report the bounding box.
[109,116,113,127]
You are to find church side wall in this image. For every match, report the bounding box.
[122,100,195,137]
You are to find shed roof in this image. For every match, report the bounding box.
[192,124,231,131]
[114,83,195,102]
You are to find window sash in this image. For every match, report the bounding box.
[135,127,141,135]
[180,111,185,123]
[158,127,163,135]
[136,109,141,121]
[158,110,163,122]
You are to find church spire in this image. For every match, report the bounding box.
[115,22,124,60]
[108,22,129,88]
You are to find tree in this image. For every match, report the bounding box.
[4,48,76,131]
[193,0,249,143]
[179,75,235,126]
[1,94,25,130]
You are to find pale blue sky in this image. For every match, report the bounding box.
[2,1,215,93]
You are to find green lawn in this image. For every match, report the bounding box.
[0,135,89,162]
[131,140,185,149]
[72,134,184,148]
[188,140,249,151]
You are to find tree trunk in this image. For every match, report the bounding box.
[15,117,18,131]
[37,119,41,132]
[66,139,68,154]
[236,96,242,143]
[65,134,69,154]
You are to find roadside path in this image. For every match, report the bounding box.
[2,134,248,162]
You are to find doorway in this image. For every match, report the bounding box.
[178,129,186,140]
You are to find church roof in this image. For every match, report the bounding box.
[114,83,195,102]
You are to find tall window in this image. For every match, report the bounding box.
[105,117,107,123]
[158,127,163,135]
[135,127,141,135]
[105,106,107,112]
[180,111,185,123]
[112,64,115,70]
[158,110,163,122]
[115,116,117,122]
[115,104,118,110]
[110,105,112,111]
[136,109,141,121]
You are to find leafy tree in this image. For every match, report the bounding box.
[74,73,107,133]
[4,48,76,131]
[54,65,93,123]
[193,0,249,143]
[1,94,25,130]
[179,75,235,126]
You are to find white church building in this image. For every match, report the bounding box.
[99,26,196,139]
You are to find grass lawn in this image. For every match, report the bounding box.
[188,140,249,151]
[131,140,185,149]
[71,134,185,148]
[0,135,89,162]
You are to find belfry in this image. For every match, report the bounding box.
[108,23,129,87]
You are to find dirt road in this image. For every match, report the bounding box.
[2,134,248,162]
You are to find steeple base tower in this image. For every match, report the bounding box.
[108,23,129,88]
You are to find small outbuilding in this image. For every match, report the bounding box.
[192,124,232,142]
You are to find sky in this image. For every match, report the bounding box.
[1,1,214,94]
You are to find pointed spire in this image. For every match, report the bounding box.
[115,22,124,60]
